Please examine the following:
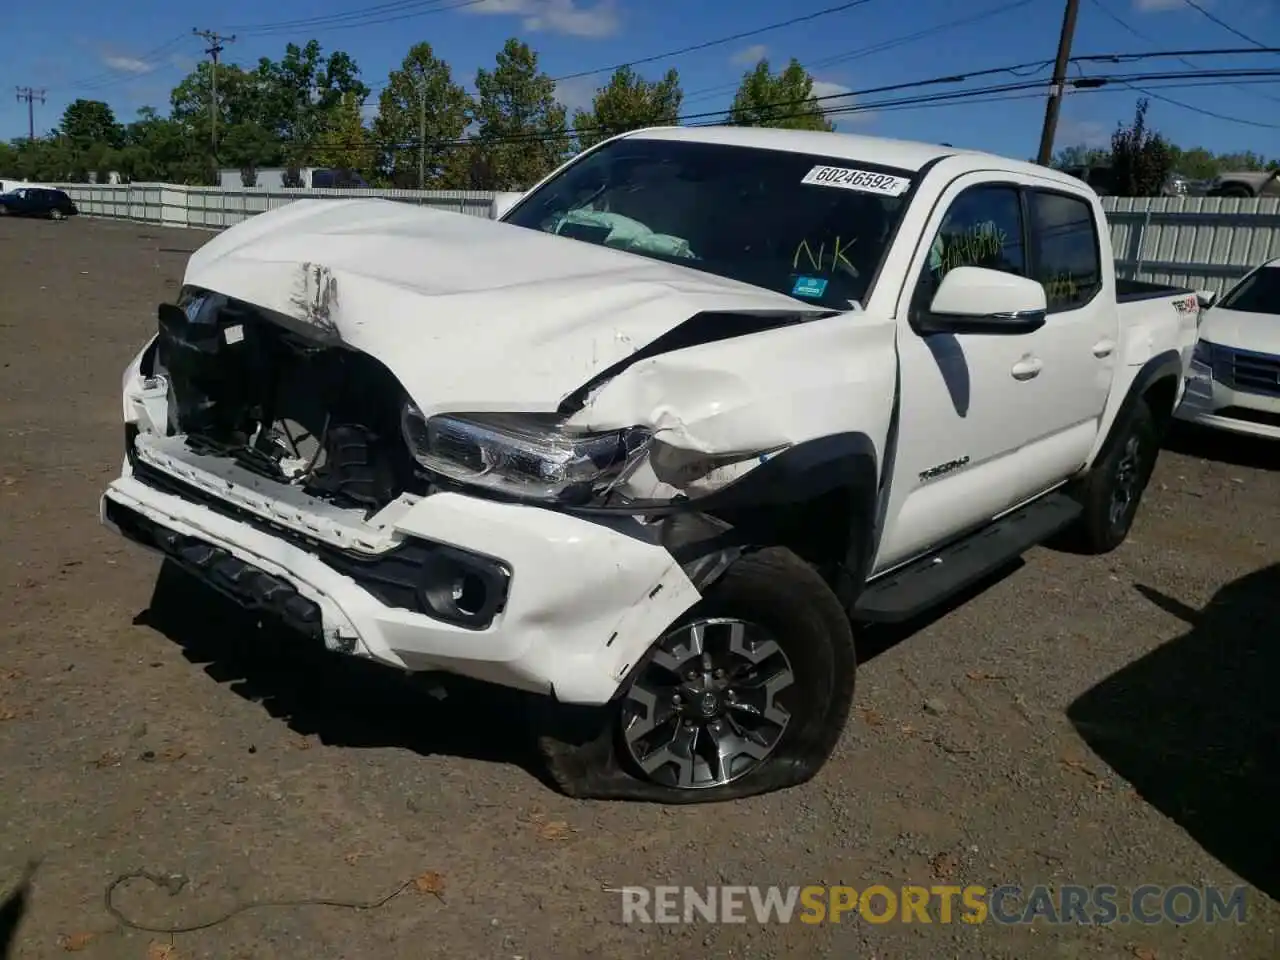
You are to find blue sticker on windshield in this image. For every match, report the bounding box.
[792,276,828,298]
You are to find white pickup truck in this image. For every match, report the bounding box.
[101,126,1204,803]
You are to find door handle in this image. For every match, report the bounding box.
[1011,356,1042,380]
[1092,338,1116,358]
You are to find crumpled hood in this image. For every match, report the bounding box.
[1201,307,1280,357]
[183,198,829,415]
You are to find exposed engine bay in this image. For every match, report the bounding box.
[154,290,422,514]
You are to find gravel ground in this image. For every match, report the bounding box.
[0,214,1276,960]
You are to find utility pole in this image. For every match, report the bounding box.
[1036,0,1080,166]
[418,76,427,189]
[193,28,236,171]
[15,87,46,141]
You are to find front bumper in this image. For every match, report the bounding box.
[1174,358,1280,441]
[102,456,702,705]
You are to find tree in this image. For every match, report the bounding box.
[60,100,123,149]
[372,42,470,188]
[315,91,371,173]
[728,58,833,132]
[571,66,682,151]
[1052,144,1109,169]
[471,38,569,190]
[252,41,370,165]
[1110,98,1173,197]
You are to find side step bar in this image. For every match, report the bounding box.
[853,492,1082,624]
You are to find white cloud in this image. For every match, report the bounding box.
[466,0,620,37]
[1057,117,1110,148]
[1133,0,1189,10]
[811,79,874,126]
[730,44,768,66]
[102,55,154,75]
[554,75,599,115]
[811,80,853,102]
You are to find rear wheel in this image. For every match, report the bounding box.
[536,547,857,803]
[1064,397,1161,554]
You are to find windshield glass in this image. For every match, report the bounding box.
[1218,267,1280,316]
[502,136,914,309]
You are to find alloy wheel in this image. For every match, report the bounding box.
[620,617,795,790]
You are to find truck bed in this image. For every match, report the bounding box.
[1115,277,1194,303]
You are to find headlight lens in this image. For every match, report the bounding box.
[401,403,651,504]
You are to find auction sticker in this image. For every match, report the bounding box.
[801,165,911,197]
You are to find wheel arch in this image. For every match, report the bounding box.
[1093,350,1183,466]
[661,432,883,609]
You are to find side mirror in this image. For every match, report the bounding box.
[918,266,1048,335]
[491,191,525,220]
[1196,289,1218,310]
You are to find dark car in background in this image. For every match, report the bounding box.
[0,187,78,220]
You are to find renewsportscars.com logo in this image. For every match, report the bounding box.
[611,884,1249,926]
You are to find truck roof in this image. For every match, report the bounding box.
[623,125,1085,189]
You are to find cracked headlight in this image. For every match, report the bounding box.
[401,404,652,504]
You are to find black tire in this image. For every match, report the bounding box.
[1064,398,1161,554]
[534,547,857,803]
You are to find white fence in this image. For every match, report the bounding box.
[49,184,1280,295]
[56,182,501,228]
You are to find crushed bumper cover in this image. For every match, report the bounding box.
[101,459,702,705]
[1174,360,1280,440]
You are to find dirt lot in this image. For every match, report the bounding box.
[0,214,1276,960]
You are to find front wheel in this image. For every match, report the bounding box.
[536,547,857,803]
[49,208,65,221]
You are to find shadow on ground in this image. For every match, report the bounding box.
[1163,422,1279,471]
[1068,563,1280,901]
[136,560,554,786]
[0,861,35,960]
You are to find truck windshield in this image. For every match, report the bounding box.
[1218,266,1280,316]
[502,137,914,309]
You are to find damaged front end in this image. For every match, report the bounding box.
[154,289,420,512]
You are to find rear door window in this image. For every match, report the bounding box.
[1028,191,1102,311]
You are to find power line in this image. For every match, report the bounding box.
[681,0,1037,106]
[550,0,878,82]
[230,0,489,38]
[1180,0,1270,50]
[255,65,1280,154]
[194,29,237,168]
[1086,0,1280,105]
[15,87,46,141]
[58,35,191,93]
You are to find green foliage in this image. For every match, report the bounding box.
[371,42,470,188]
[470,38,569,190]
[1110,99,1172,197]
[4,39,1278,193]
[572,66,682,151]
[727,58,833,132]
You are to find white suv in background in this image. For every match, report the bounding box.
[1178,258,1280,440]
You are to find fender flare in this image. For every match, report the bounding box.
[656,432,882,605]
[1095,349,1183,464]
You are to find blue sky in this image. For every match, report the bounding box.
[3,0,1277,160]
